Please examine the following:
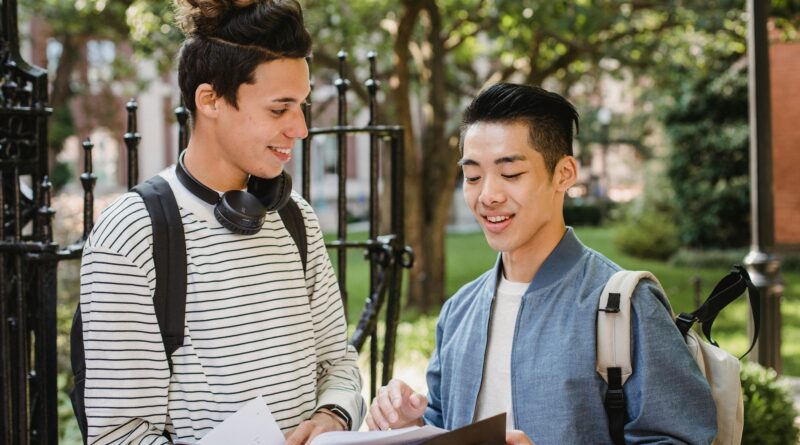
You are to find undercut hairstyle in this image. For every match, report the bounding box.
[174,0,312,121]
[460,83,580,176]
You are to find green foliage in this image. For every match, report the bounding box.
[20,0,132,38]
[58,373,82,445]
[614,212,680,261]
[669,248,749,269]
[48,106,75,148]
[740,361,800,445]
[564,199,602,227]
[50,161,74,192]
[663,62,750,249]
[613,162,680,260]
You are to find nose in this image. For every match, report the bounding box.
[285,107,309,139]
[479,176,506,207]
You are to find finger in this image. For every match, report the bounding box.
[369,397,390,430]
[378,388,400,424]
[366,413,378,431]
[407,392,428,416]
[285,421,313,445]
[387,379,409,408]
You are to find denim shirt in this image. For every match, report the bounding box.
[423,229,717,444]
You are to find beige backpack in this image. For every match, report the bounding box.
[596,268,759,445]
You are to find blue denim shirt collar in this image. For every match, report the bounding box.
[482,227,584,300]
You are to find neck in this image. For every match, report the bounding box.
[182,134,248,191]
[501,221,567,283]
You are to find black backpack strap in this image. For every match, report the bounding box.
[69,307,90,443]
[675,265,761,358]
[605,366,627,445]
[278,197,307,273]
[133,176,187,374]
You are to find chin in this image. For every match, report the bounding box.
[483,233,511,253]
[254,166,284,179]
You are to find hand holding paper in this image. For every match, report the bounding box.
[285,409,348,445]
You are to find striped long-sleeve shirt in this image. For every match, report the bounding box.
[79,167,364,444]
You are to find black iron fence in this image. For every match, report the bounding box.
[1,0,412,442]
[1,0,59,443]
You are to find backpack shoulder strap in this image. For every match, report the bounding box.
[676,265,760,358]
[596,270,661,445]
[132,176,186,374]
[278,196,307,273]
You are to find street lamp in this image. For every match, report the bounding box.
[745,0,783,372]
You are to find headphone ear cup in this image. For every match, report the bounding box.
[248,171,293,211]
[214,190,266,235]
[214,207,259,235]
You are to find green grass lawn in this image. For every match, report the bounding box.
[331,226,800,375]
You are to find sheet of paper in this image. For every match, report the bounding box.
[197,395,285,445]
[309,425,447,445]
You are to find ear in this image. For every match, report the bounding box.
[194,83,220,119]
[553,156,578,192]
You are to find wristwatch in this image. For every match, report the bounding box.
[316,404,352,431]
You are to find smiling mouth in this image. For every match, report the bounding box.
[269,146,292,155]
[485,215,511,223]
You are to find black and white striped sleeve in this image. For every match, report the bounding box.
[295,195,366,430]
[80,195,171,445]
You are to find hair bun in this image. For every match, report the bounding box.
[174,0,258,35]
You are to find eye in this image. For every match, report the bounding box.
[465,176,481,183]
[502,172,525,180]
[271,108,288,117]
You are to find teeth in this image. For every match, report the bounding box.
[487,215,510,223]
[269,146,291,154]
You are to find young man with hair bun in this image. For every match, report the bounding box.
[77,1,364,444]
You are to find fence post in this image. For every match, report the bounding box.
[124,98,141,189]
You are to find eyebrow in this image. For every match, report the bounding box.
[272,91,312,104]
[457,154,527,167]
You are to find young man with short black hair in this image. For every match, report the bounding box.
[367,83,716,444]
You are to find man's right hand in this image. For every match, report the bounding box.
[366,378,427,430]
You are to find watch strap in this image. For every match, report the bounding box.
[317,404,352,431]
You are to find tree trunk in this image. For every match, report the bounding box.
[392,0,427,310]
[49,34,80,117]
[418,0,459,310]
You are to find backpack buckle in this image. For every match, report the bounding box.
[605,388,625,409]
[675,312,696,337]
[598,292,621,313]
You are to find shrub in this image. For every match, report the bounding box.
[740,361,800,445]
[669,248,749,269]
[614,211,680,260]
[564,200,603,226]
[663,61,750,249]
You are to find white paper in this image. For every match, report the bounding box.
[195,395,285,445]
[309,425,447,445]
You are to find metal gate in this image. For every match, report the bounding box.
[1,0,412,442]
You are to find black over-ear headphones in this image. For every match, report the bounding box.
[175,150,293,235]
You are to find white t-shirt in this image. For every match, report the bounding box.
[473,275,529,429]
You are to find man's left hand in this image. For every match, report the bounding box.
[284,410,346,445]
